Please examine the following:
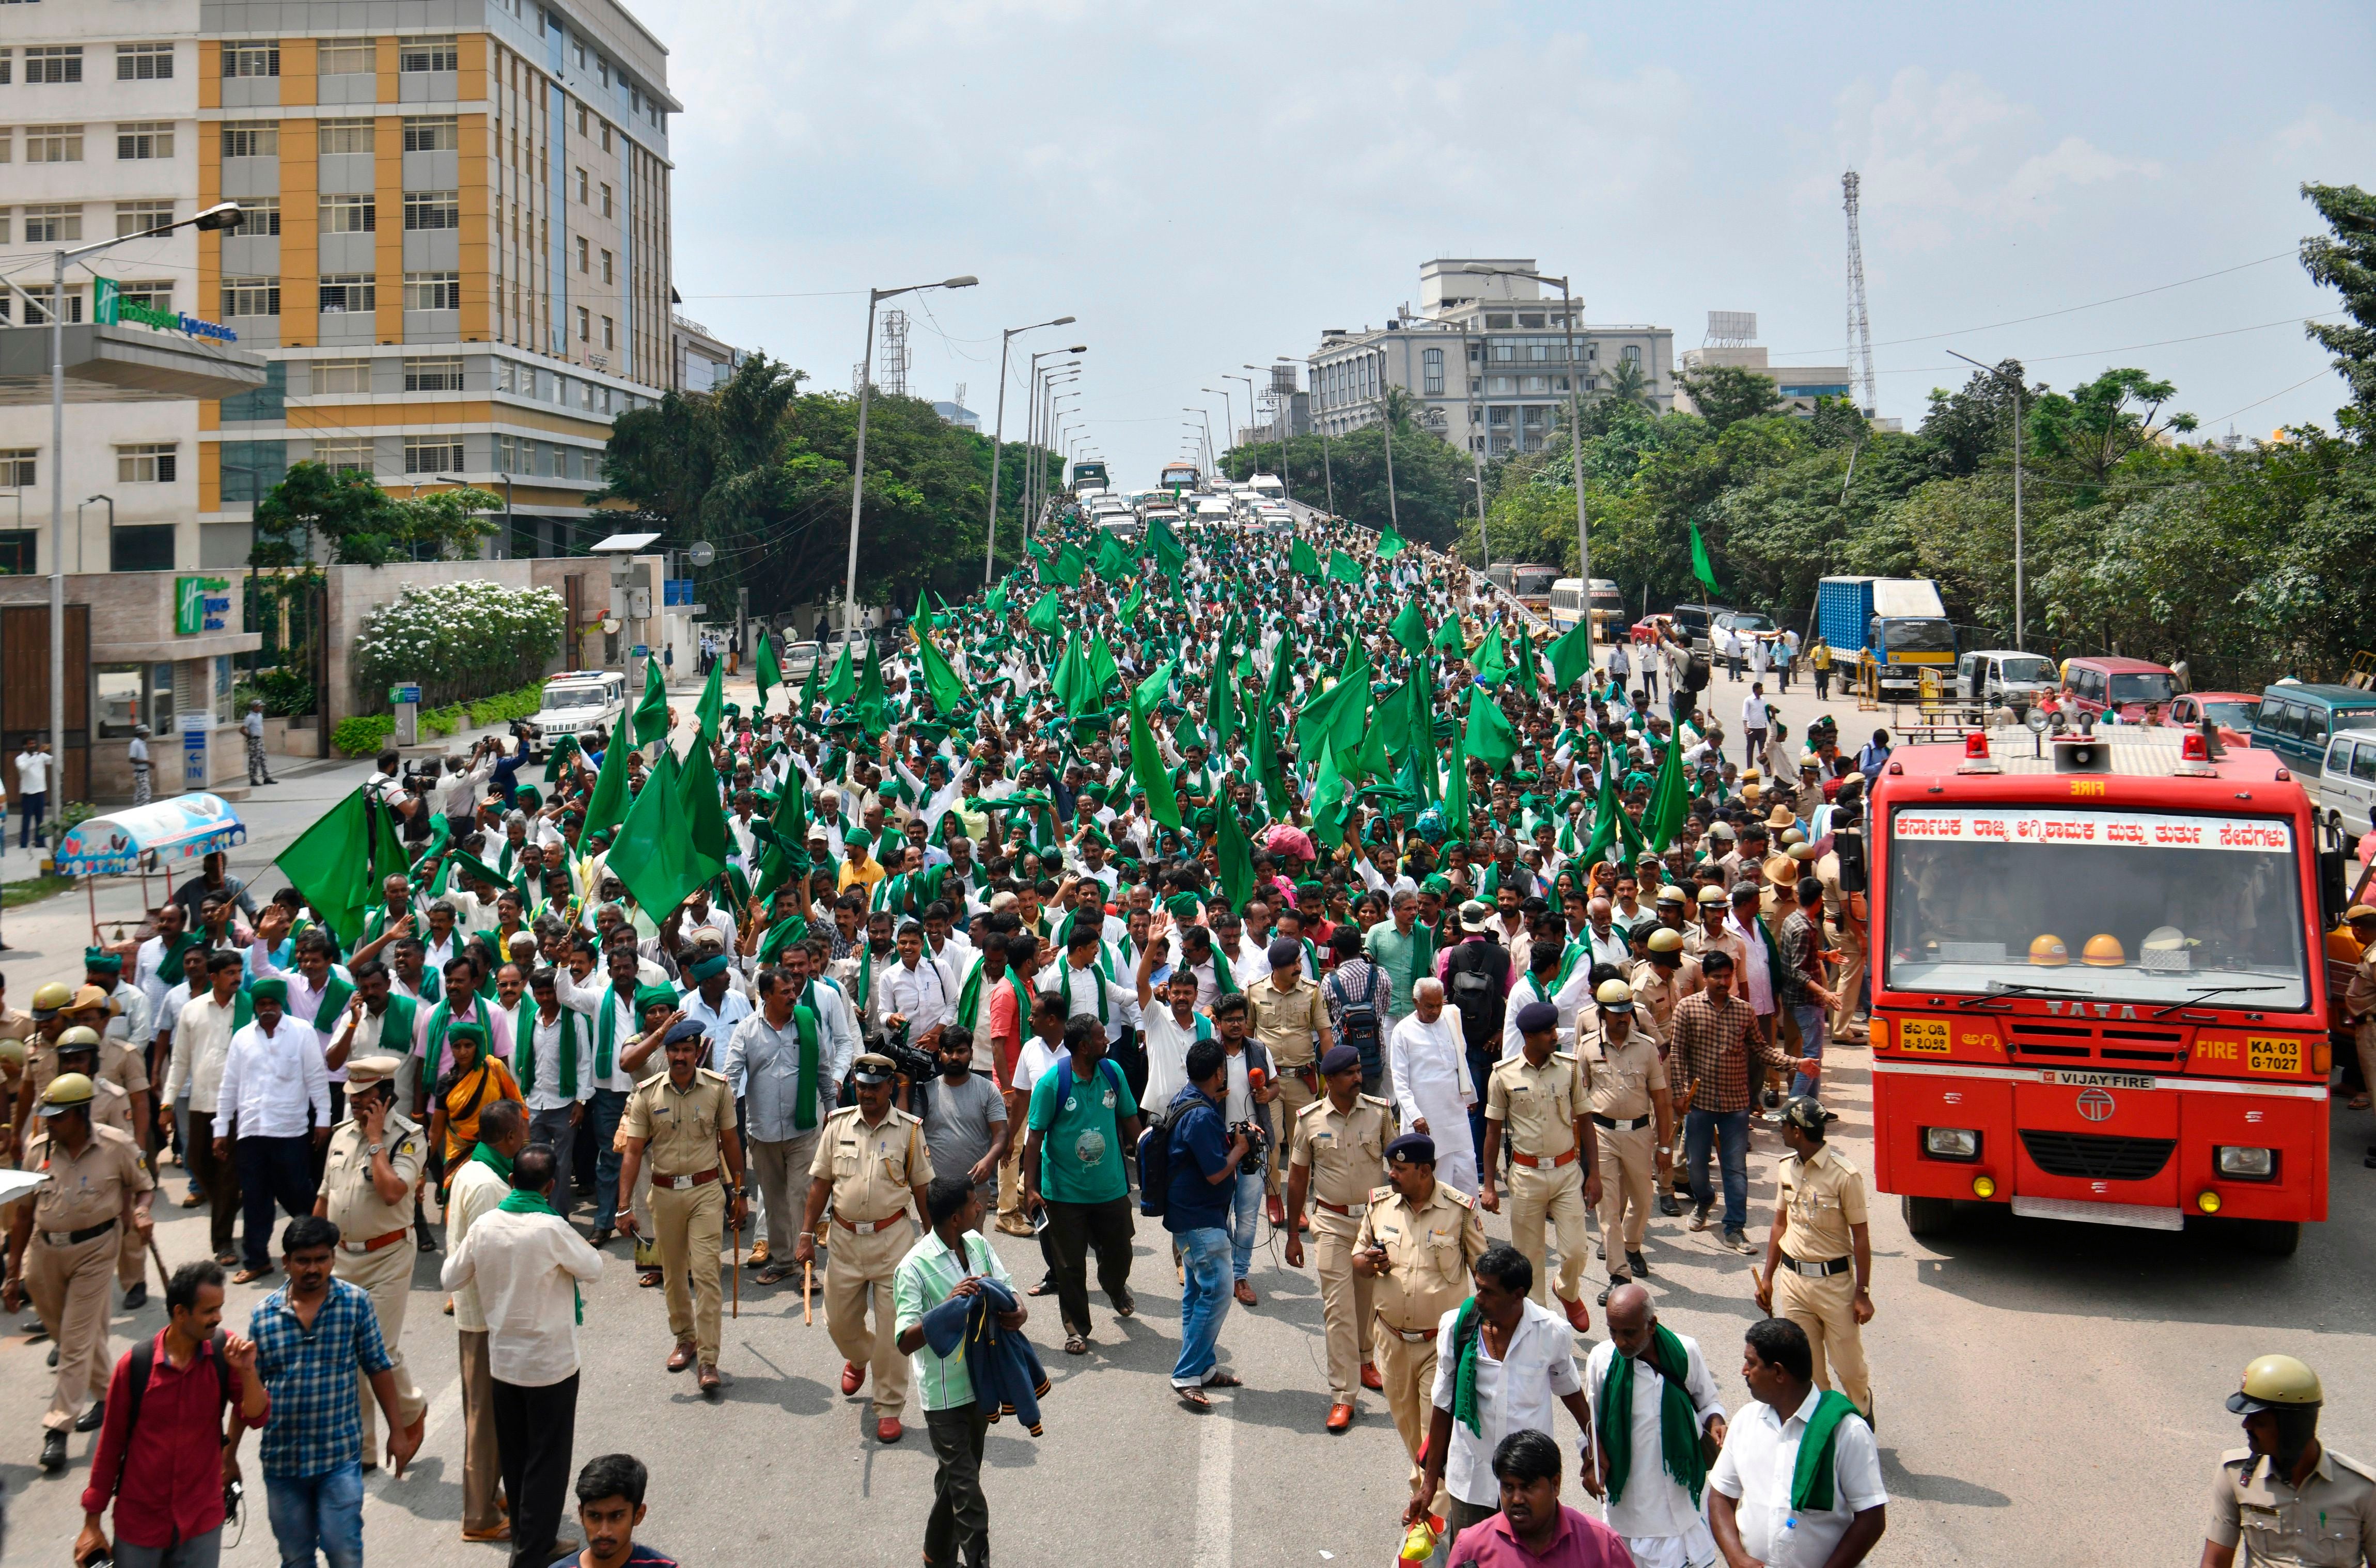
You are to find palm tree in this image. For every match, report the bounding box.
[1595,355,1658,413]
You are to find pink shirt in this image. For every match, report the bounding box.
[1447,1506,1636,1568]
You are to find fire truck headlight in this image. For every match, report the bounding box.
[2215,1146,2276,1180]
[1923,1127,1980,1161]
[2196,1189,2223,1214]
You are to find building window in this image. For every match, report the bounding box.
[23,205,81,244]
[111,526,177,573]
[320,193,375,233]
[117,443,179,483]
[1519,313,1544,329]
[25,124,83,163]
[1485,313,1513,330]
[311,438,371,475]
[1422,347,1444,396]
[116,199,175,237]
[575,166,588,202]
[319,274,375,314]
[402,115,459,152]
[117,43,174,81]
[1622,344,1643,367]
[220,440,288,507]
[600,249,613,284]
[221,121,278,158]
[1487,406,1512,428]
[397,35,458,73]
[403,355,463,391]
[0,129,11,163]
[1522,375,1547,394]
[404,272,461,311]
[312,358,371,394]
[221,276,281,318]
[218,359,285,422]
[575,236,588,272]
[1522,406,1549,428]
[1486,375,1514,395]
[0,530,34,574]
[602,315,614,350]
[16,286,81,325]
[26,45,83,85]
[227,196,279,235]
[116,279,172,311]
[576,305,589,341]
[601,123,612,153]
[0,450,35,488]
[0,52,10,90]
[402,190,459,230]
[318,39,376,76]
[600,182,613,216]
[223,43,279,77]
[575,105,588,136]
[116,121,175,160]
[318,118,373,154]
[403,436,465,475]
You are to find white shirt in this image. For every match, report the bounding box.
[1010,1036,1060,1096]
[444,1157,510,1332]
[1428,1296,1585,1507]
[1582,1333,1727,1543]
[438,1205,605,1387]
[1139,1005,1209,1109]
[884,953,958,1038]
[14,749,52,793]
[1706,1389,1888,1568]
[1727,912,1775,1015]
[1743,692,1770,731]
[1500,966,1596,1061]
[552,967,646,1093]
[520,1006,595,1111]
[214,1015,332,1138]
[1038,957,1134,1032]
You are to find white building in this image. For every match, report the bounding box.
[1306,259,1675,458]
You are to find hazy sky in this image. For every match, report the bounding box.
[636,0,2374,485]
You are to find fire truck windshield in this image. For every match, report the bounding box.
[1884,805,2309,1012]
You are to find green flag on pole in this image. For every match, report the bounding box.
[1545,621,1595,693]
[1148,516,1186,576]
[1377,527,1408,559]
[856,640,887,735]
[1645,724,1691,853]
[1214,794,1255,913]
[1052,542,1086,586]
[822,641,856,704]
[1291,538,1324,579]
[1462,685,1520,767]
[756,631,783,710]
[915,623,967,715]
[693,657,724,741]
[613,748,705,918]
[1690,518,1721,594]
[1026,591,1064,636]
[1095,530,1132,579]
[1133,657,1177,723]
[1388,601,1431,657]
[1326,548,1363,584]
[1433,613,1466,654]
[632,657,670,746]
[581,723,633,841]
[275,789,389,946]
[1130,707,1181,829]
[674,736,731,889]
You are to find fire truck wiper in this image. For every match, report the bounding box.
[1957,982,2084,1009]
[2150,985,2285,1019]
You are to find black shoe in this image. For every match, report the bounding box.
[23,1314,49,1342]
[1627,1250,1649,1277]
[40,1430,66,1472]
[1658,1194,1683,1219]
[74,1400,105,1433]
[122,1282,147,1310]
[48,1344,59,1368]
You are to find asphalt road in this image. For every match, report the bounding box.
[4,658,2369,1565]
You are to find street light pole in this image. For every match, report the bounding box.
[845,273,977,638]
[1204,388,1234,468]
[986,316,1074,585]
[1374,352,1400,535]
[1947,349,2024,649]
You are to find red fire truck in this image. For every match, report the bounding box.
[1867,725,2343,1255]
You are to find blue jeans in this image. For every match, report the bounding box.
[589,1088,628,1228]
[1684,1107,1750,1234]
[265,1461,364,1568]
[1170,1226,1233,1390]
[1228,1167,1264,1280]
[18,791,44,848]
[1790,1003,1827,1099]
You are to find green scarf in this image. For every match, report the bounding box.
[1448,1296,1487,1437]
[469,1141,514,1182]
[1598,1322,1708,1508]
[791,1003,822,1132]
[496,1188,581,1323]
[1791,1389,1865,1512]
[420,995,491,1078]
[756,914,809,966]
[517,1007,582,1099]
[955,955,994,1032]
[1208,943,1238,997]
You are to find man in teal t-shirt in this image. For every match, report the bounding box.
[1022,1013,1145,1350]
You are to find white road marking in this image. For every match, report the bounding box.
[1195,1391,1234,1567]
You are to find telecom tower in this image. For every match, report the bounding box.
[1842,170,1877,415]
[877,309,911,397]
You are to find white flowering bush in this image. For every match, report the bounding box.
[353,581,567,708]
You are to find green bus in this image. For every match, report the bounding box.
[1070,460,1110,492]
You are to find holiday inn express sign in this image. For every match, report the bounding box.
[95,277,239,344]
[176,575,232,635]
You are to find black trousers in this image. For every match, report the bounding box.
[1043,1195,1134,1338]
[235,1135,316,1270]
[924,1402,991,1567]
[493,1372,579,1568]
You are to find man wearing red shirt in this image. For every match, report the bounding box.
[79,1259,271,1568]
[1446,1428,1635,1568]
[989,933,1038,1238]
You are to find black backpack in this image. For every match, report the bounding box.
[1331,965,1385,1061]
[1442,940,1508,1052]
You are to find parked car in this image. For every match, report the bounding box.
[1955,649,2058,710]
[2050,655,2179,724]
[2250,682,2376,776]
[778,639,823,681]
[2315,729,2376,837]
[2166,691,2261,748]
[521,670,628,758]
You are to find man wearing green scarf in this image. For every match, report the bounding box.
[722,968,842,1289]
[441,1099,528,1542]
[438,1140,606,1568]
[1583,1282,1727,1565]
[1708,1318,1887,1568]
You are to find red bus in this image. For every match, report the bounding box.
[1867,728,2338,1255]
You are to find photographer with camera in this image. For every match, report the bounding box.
[1163,1038,1255,1410]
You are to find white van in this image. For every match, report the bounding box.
[2317,729,2376,837]
[1193,497,1234,526]
[522,669,628,758]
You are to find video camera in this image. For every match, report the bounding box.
[1231,1119,1270,1165]
[879,1034,941,1085]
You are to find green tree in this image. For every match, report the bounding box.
[1595,355,1659,415]
[1674,364,1784,432]
[2301,181,2376,434]
[2025,367,2198,488]
[248,461,501,567]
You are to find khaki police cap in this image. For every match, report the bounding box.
[64,983,113,1015]
[1593,979,1635,1012]
[345,1054,404,1088]
[1646,927,1686,954]
[0,1036,25,1070]
[39,1072,96,1115]
[1695,885,1730,907]
[1654,885,1687,906]
[29,981,73,1020]
[56,1025,102,1052]
[2346,904,2376,924]
[2227,1354,2322,1413]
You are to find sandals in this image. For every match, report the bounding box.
[638,1269,664,1289]
[1203,1372,1244,1388]
[1176,1385,1211,1410]
[1063,1334,1088,1356]
[231,1266,275,1285]
[755,1264,794,1287]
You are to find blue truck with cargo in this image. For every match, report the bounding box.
[1816,575,1957,702]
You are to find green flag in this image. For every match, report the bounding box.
[1026,591,1064,636]
[856,640,887,735]
[1130,707,1181,829]
[674,738,731,890]
[632,656,669,746]
[581,722,633,841]
[1294,669,1368,761]
[274,789,384,946]
[1133,657,1177,723]
[1214,793,1255,913]
[1474,626,1508,683]
[756,630,783,710]
[1205,629,1240,749]
[799,642,823,714]
[1052,542,1086,586]
[1086,634,1119,700]
[822,641,856,704]
[1291,538,1323,579]
[1462,686,1519,767]
[612,749,705,918]
[915,623,967,715]
[1377,527,1408,559]
[1433,613,1466,653]
[1442,741,1471,840]
[1052,632,1091,716]
[693,657,724,741]
[1309,739,1350,850]
[1250,702,1288,818]
[984,579,1009,619]
[1690,518,1721,594]
[1645,724,1691,854]
[1389,601,1431,657]
[1546,621,1594,693]
[1095,530,1132,579]
[1512,628,1540,696]
[1582,753,1646,868]
[1148,516,1186,576]
[1118,582,1144,625]
[1263,625,1295,714]
[1327,548,1363,584]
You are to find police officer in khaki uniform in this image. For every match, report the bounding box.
[36,1029,149,1308]
[2,1073,153,1472]
[1575,979,1673,1303]
[1633,927,1699,1217]
[1282,1044,1393,1432]
[15,988,152,1154]
[1754,1096,1874,1417]
[1478,1000,1599,1333]
[2203,1354,2376,1568]
[1354,1133,1487,1517]
[314,1053,431,1469]
[2339,904,2376,1118]
[618,1018,746,1396]
[796,1052,932,1444]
